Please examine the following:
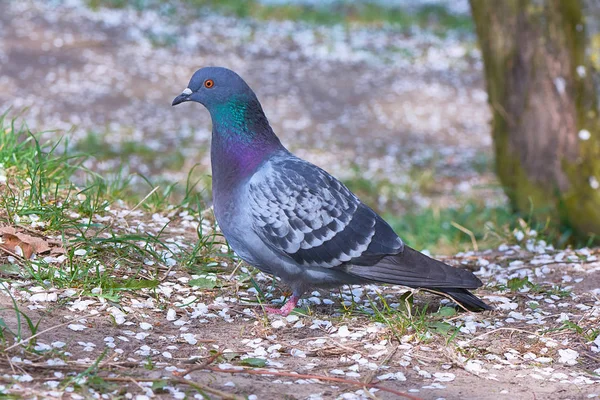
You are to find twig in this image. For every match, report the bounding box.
[122,186,160,218]
[76,376,244,400]
[584,353,600,363]
[462,327,540,346]
[176,351,223,377]
[206,366,423,400]
[181,377,244,400]
[0,358,241,399]
[128,377,146,392]
[406,351,437,364]
[363,387,382,400]
[5,312,100,351]
[0,375,62,383]
[450,221,478,252]
[330,341,368,358]
[4,354,16,374]
[159,262,177,282]
[0,244,25,260]
[227,260,244,281]
[362,345,399,385]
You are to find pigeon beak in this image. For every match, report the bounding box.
[172,88,193,106]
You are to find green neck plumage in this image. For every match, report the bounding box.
[209,96,284,181]
[210,95,282,157]
[211,97,258,143]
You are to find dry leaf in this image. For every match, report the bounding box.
[23,234,51,254]
[51,247,67,255]
[0,226,17,235]
[0,227,52,259]
[1,233,33,258]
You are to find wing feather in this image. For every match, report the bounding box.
[248,156,403,268]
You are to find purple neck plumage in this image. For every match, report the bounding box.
[209,96,283,192]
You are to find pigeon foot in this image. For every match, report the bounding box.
[264,295,299,317]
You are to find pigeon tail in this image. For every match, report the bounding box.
[348,245,491,311]
[427,287,492,311]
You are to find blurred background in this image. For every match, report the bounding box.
[0,0,597,253]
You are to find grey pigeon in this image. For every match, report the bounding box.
[172,67,491,316]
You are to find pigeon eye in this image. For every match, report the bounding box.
[204,79,214,89]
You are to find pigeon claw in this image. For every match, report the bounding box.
[263,295,299,317]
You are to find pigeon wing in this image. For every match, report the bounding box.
[247,157,403,268]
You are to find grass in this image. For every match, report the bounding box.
[75,131,187,173]
[0,115,232,399]
[0,112,574,283]
[1,114,598,397]
[333,288,462,344]
[85,0,474,36]
[554,321,599,343]
[74,131,211,211]
[384,202,514,254]
[342,168,522,254]
[0,282,42,348]
[0,114,223,339]
[341,158,588,254]
[0,112,557,267]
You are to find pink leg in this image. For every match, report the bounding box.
[264,295,300,317]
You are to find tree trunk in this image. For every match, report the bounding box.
[470,0,600,240]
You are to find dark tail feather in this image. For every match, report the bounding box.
[428,287,493,312]
[350,245,483,289]
[348,245,491,312]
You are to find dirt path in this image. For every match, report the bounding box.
[1,208,599,399]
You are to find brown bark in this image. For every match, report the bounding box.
[470,0,600,240]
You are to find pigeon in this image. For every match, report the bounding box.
[172,67,491,316]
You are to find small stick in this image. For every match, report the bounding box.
[364,387,382,400]
[462,327,540,346]
[122,186,160,219]
[5,312,100,351]
[206,366,423,400]
[0,245,25,260]
[129,376,243,400]
[450,221,478,252]
[4,353,16,374]
[176,351,223,377]
[128,377,146,392]
[74,376,244,400]
[362,345,399,385]
[227,260,244,281]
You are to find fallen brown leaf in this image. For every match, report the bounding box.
[0,226,17,235]
[50,246,67,255]
[0,227,52,259]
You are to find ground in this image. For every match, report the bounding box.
[1,210,599,399]
[0,1,599,399]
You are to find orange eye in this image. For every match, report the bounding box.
[204,79,214,88]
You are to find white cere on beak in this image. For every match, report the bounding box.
[182,88,193,95]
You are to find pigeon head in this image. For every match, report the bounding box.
[172,67,256,110]
[173,67,283,178]
[172,67,278,143]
